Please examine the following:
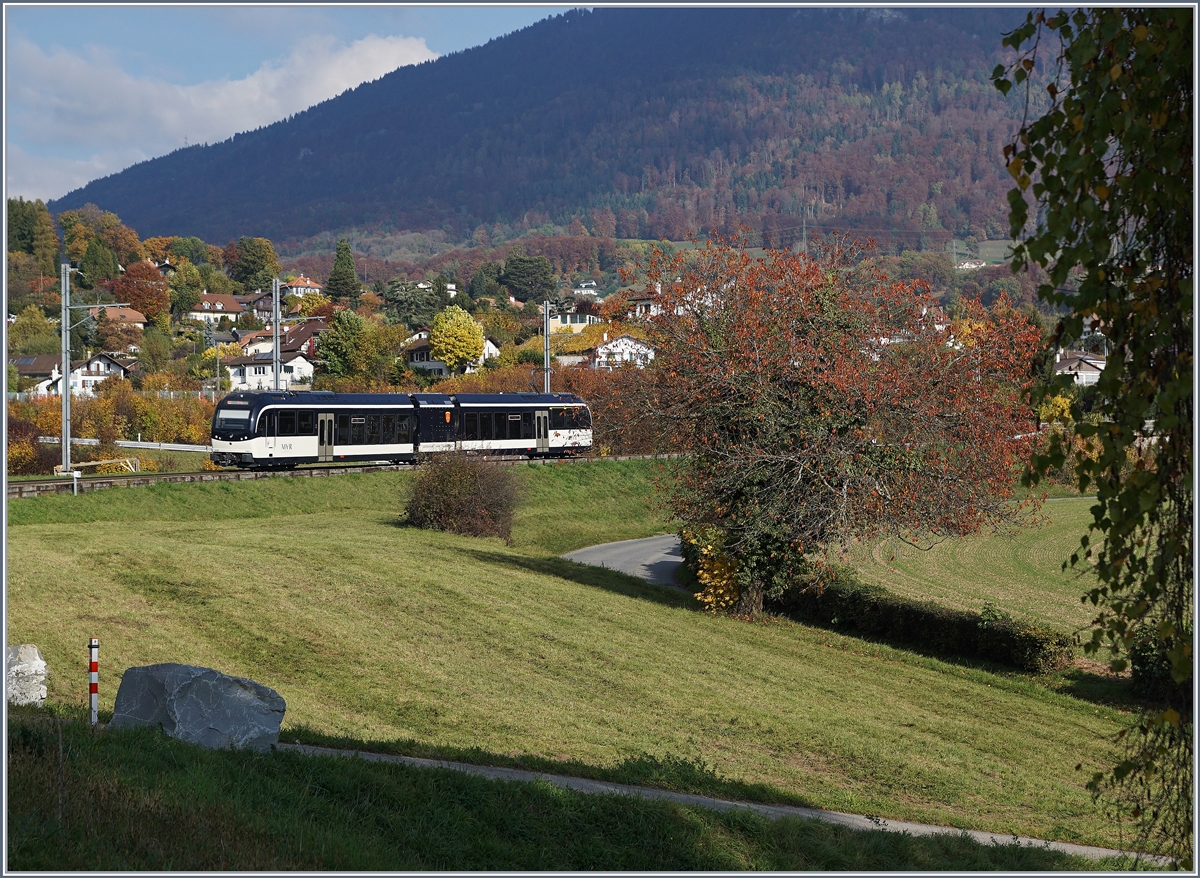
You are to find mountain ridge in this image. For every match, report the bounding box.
[49,7,1035,250]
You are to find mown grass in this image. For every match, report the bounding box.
[7,462,1142,856]
[847,499,1099,633]
[8,712,1139,871]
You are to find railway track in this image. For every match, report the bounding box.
[7,454,679,500]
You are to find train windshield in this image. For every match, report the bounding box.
[213,406,253,438]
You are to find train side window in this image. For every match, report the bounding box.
[521,411,533,440]
[480,411,493,440]
[490,413,502,440]
[298,411,314,435]
[367,414,381,444]
[506,413,520,440]
[382,414,396,444]
[465,412,478,440]
[570,407,592,429]
[336,414,350,445]
[397,414,411,443]
[278,411,296,435]
[350,416,366,444]
[549,408,566,430]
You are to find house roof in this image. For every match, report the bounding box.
[223,350,312,366]
[193,293,244,313]
[8,354,61,377]
[283,275,322,290]
[90,306,148,324]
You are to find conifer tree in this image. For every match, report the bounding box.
[325,238,361,303]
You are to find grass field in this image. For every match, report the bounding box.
[847,499,1099,633]
[9,713,1132,871]
[6,461,1144,861]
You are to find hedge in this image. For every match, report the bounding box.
[762,567,1075,674]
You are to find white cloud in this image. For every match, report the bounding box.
[6,33,437,200]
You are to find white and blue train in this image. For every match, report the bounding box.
[209,390,593,469]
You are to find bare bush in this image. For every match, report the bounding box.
[405,455,520,542]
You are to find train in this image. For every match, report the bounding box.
[209,389,593,469]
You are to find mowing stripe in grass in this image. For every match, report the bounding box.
[278,743,1165,865]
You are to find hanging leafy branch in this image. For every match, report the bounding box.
[992,9,1192,867]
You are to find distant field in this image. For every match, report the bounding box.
[847,499,1098,633]
[7,463,1139,851]
[977,240,1014,264]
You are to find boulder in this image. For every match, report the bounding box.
[110,664,285,752]
[6,644,48,707]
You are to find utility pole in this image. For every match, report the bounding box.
[60,263,71,475]
[542,300,551,393]
[272,279,281,391]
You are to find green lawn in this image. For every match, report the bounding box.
[9,713,1129,871]
[7,462,1140,855]
[847,499,1098,633]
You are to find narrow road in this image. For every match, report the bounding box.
[277,743,1158,864]
[562,534,684,586]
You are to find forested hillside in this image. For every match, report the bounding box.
[49,7,1037,253]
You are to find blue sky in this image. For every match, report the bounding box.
[4,5,574,202]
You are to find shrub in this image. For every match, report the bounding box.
[405,454,520,542]
[757,566,1075,673]
[6,413,59,476]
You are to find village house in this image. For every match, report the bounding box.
[16,352,137,398]
[223,350,315,392]
[188,293,244,324]
[1054,349,1106,386]
[405,331,500,376]
[282,275,323,297]
[239,319,329,358]
[592,334,656,370]
[88,305,148,331]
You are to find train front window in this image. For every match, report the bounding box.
[214,408,251,435]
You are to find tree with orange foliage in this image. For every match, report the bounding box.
[111,261,170,322]
[641,236,1042,614]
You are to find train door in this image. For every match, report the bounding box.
[317,413,335,462]
[535,410,550,454]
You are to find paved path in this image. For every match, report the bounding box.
[562,533,684,586]
[276,743,1156,864]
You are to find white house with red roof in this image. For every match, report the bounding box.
[188,293,244,324]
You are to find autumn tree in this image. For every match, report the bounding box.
[112,261,170,322]
[78,237,120,289]
[95,311,142,353]
[642,237,1040,615]
[7,197,59,275]
[7,305,57,353]
[429,305,485,373]
[314,309,407,385]
[228,236,281,292]
[325,237,361,303]
[169,260,205,318]
[994,9,1192,865]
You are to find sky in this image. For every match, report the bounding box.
[4,5,575,203]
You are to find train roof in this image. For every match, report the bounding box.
[219,390,415,407]
[452,393,586,405]
[217,390,587,408]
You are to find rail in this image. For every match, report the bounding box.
[7,454,681,500]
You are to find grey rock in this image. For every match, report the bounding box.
[6,644,48,707]
[110,664,285,752]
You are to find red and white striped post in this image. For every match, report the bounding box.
[88,638,99,725]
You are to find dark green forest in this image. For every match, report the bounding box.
[48,7,1038,252]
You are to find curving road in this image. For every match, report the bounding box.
[562,534,684,586]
